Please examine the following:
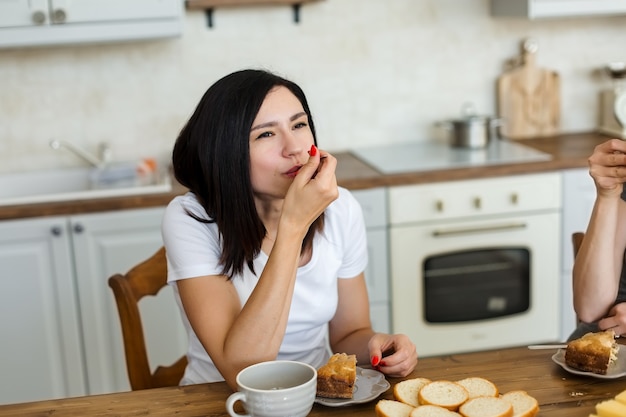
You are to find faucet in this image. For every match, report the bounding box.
[49,139,112,169]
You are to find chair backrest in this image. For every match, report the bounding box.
[572,232,585,258]
[108,246,187,390]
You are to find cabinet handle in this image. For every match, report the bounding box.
[432,222,527,237]
[435,200,444,212]
[52,8,67,23]
[51,226,63,236]
[473,197,482,209]
[510,193,519,205]
[73,223,84,234]
[31,10,46,25]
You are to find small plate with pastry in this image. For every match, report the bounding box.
[551,330,626,379]
[315,353,390,407]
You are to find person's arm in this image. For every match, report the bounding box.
[573,139,626,323]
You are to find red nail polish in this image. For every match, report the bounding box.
[379,360,387,367]
[309,144,317,157]
[371,356,380,366]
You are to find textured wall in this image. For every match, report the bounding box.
[1,0,625,173]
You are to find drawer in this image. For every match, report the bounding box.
[389,172,562,225]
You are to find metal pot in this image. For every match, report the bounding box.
[438,104,502,149]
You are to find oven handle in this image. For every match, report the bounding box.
[432,222,527,237]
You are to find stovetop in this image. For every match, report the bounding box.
[351,140,552,174]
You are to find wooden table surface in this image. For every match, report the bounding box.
[1,345,624,416]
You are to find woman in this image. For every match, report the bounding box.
[571,138,626,340]
[162,69,417,389]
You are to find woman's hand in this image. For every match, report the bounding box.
[281,146,338,234]
[599,302,626,337]
[588,139,626,197]
[368,333,418,378]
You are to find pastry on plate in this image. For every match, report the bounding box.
[316,353,357,399]
[565,330,618,375]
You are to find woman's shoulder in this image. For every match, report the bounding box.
[164,192,211,221]
[326,187,362,219]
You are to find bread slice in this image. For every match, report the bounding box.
[615,389,626,405]
[410,404,462,417]
[565,330,618,375]
[316,353,357,399]
[595,399,626,417]
[500,391,539,417]
[376,399,416,417]
[394,377,432,407]
[418,381,469,411]
[456,377,498,399]
[458,397,513,417]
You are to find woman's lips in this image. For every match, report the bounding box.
[285,165,302,178]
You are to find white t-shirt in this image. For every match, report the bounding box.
[161,186,368,384]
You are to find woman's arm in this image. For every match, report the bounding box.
[573,139,626,323]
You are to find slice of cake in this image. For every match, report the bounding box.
[564,330,619,375]
[316,353,357,399]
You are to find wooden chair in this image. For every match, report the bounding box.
[572,232,585,258]
[108,246,188,390]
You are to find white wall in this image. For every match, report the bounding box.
[1,0,625,174]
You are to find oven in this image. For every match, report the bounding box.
[388,172,562,357]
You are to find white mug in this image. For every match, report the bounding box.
[225,360,317,417]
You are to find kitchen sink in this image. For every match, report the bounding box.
[0,164,172,207]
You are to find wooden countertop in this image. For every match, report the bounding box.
[1,345,623,416]
[0,132,609,221]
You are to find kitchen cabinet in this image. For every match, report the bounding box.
[560,168,596,340]
[491,0,626,18]
[0,207,186,404]
[0,0,183,49]
[351,187,390,333]
[0,216,85,405]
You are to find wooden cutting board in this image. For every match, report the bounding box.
[497,44,560,139]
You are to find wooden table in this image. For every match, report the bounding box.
[1,345,623,416]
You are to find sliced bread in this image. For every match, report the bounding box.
[395,378,432,407]
[458,397,513,417]
[500,390,539,417]
[376,399,416,417]
[456,377,499,399]
[418,381,469,411]
[410,404,462,417]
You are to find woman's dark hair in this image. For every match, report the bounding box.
[172,69,323,278]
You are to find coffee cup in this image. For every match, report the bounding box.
[225,360,317,417]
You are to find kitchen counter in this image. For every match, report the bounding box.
[0,132,609,221]
[0,344,622,416]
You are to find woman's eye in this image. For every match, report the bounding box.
[294,122,307,129]
[256,131,273,139]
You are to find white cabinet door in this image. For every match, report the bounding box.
[351,188,391,333]
[70,207,187,395]
[0,0,182,48]
[51,0,181,24]
[491,0,626,18]
[0,216,86,405]
[0,0,48,28]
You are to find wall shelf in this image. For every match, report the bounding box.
[185,0,323,27]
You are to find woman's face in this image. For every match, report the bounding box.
[249,86,314,200]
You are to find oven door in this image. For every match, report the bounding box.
[389,212,561,357]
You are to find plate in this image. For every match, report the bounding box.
[551,346,626,379]
[315,367,390,407]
